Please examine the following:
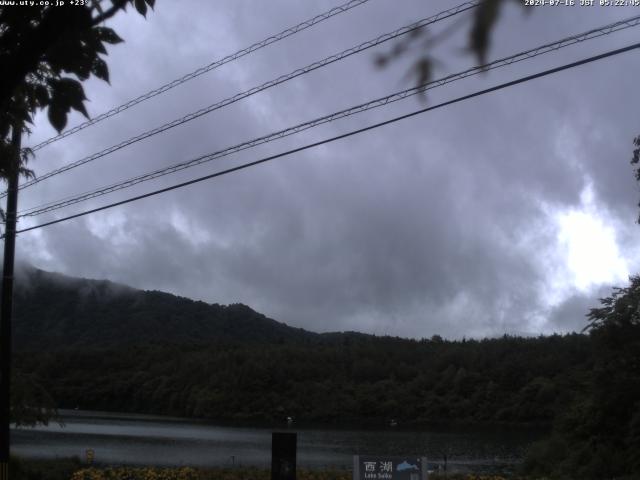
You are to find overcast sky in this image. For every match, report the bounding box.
[11,0,640,339]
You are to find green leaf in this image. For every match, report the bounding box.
[48,103,68,133]
[91,58,109,83]
[414,58,432,88]
[71,54,93,80]
[0,123,10,139]
[374,53,388,69]
[469,0,502,65]
[134,0,147,17]
[33,84,50,106]
[49,78,89,119]
[45,36,96,80]
[86,30,108,55]
[95,26,123,45]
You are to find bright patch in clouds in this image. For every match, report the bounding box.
[555,184,628,292]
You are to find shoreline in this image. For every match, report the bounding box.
[46,408,553,434]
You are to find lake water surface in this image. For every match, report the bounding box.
[12,410,543,474]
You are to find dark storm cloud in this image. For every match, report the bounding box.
[14,0,640,338]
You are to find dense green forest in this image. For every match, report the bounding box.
[12,267,592,426]
[10,266,640,478]
[523,278,640,479]
[14,334,592,426]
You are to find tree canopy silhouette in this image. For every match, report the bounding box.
[0,0,156,428]
[0,0,155,179]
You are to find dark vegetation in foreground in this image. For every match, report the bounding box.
[8,458,528,480]
[15,334,590,426]
[10,267,640,478]
[13,267,590,427]
[10,456,82,480]
[11,458,640,480]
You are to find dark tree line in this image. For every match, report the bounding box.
[524,276,640,479]
[11,264,640,479]
[14,332,593,428]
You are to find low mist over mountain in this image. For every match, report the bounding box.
[14,265,315,351]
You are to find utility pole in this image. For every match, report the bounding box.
[0,125,21,480]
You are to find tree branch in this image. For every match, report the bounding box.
[90,0,129,26]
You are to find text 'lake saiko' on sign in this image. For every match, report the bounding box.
[354,456,427,480]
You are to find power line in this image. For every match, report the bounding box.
[10,42,640,238]
[18,14,640,218]
[8,0,478,197]
[18,14,640,216]
[27,0,376,153]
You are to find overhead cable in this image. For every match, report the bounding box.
[8,0,479,197]
[17,14,640,218]
[10,41,640,238]
[28,0,377,152]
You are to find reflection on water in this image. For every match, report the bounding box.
[12,410,543,474]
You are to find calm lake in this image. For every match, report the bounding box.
[12,410,543,474]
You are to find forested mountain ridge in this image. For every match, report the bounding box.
[11,266,640,478]
[11,266,595,429]
[13,266,316,350]
[16,334,593,427]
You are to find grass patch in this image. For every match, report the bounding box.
[10,456,83,480]
[70,466,352,480]
[11,460,558,480]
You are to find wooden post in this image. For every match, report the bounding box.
[272,432,297,480]
[0,126,21,480]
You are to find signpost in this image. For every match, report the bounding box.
[272,432,297,480]
[353,456,428,480]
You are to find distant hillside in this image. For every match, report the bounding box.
[12,266,595,430]
[13,266,316,351]
[10,266,640,478]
